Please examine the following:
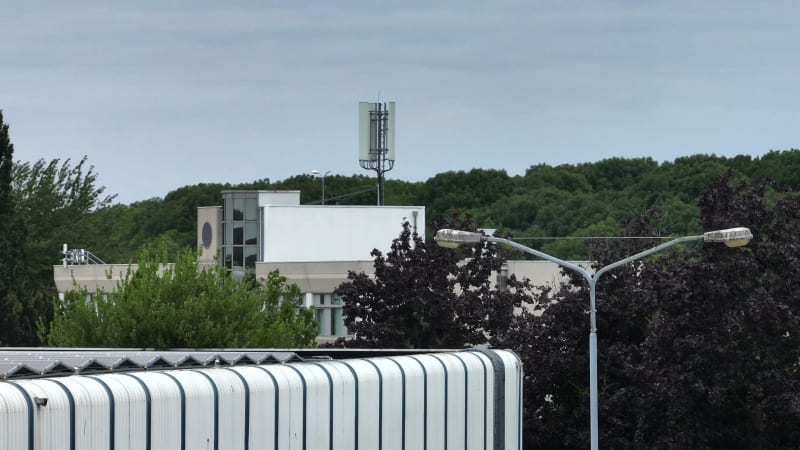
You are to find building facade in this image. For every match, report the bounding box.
[54,190,587,342]
[57,190,427,342]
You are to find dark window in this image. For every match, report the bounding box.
[233,198,244,220]
[223,247,233,269]
[245,198,258,221]
[244,247,258,268]
[245,222,258,245]
[233,222,244,245]
[233,247,243,267]
[222,191,260,269]
[224,198,234,221]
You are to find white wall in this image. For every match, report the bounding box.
[504,260,593,289]
[257,261,375,293]
[257,190,300,206]
[261,205,425,262]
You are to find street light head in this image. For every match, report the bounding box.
[703,227,753,247]
[434,229,484,248]
[311,170,320,177]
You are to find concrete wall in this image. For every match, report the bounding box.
[504,260,593,289]
[54,260,590,296]
[257,260,375,294]
[197,206,222,264]
[53,264,136,296]
[53,260,375,298]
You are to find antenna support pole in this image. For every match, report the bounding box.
[359,102,395,205]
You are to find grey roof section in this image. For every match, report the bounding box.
[0,349,304,380]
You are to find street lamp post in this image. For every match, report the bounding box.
[311,170,331,205]
[434,227,753,450]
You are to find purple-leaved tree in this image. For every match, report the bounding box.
[504,171,800,449]
[335,214,535,348]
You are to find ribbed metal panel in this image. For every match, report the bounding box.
[235,366,279,449]
[16,379,71,450]
[0,349,522,450]
[342,358,380,450]
[58,377,111,450]
[0,383,30,450]
[135,372,184,450]
[496,349,523,450]
[100,372,149,450]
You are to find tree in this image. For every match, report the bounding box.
[422,169,511,221]
[334,215,534,348]
[70,152,800,266]
[7,156,117,339]
[539,217,621,261]
[42,243,317,348]
[0,111,46,345]
[624,174,800,449]
[505,172,800,449]
[130,183,227,259]
[12,156,116,261]
[576,157,660,192]
[747,149,800,191]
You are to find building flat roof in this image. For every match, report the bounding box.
[0,348,454,380]
[0,349,303,380]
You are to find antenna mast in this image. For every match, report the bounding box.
[358,101,396,205]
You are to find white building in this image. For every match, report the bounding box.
[54,189,584,342]
[56,190,426,342]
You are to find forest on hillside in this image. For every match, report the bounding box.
[11,144,798,345]
[59,150,800,263]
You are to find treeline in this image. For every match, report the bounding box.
[79,150,800,263]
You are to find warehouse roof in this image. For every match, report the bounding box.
[0,347,452,380]
[0,349,304,380]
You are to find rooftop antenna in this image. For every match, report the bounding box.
[358,100,395,205]
[62,244,106,267]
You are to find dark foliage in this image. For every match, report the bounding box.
[0,111,47,345]
[504,171,800,449]
[334,214,534,348]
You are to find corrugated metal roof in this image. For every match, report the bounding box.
[0,349,304,380]
[0,349,523,450]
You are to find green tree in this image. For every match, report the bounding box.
[0,111,47,345]
[10,156,116,337]
[523,163,592,193]
[746,149,800,191]
[575,157,659,192]
[270,173,379,205]
[77,151,800,267]
[43,244,317,348]
[12,157,116,252]
[539,217,621,260]
[422,169,511,220]
[139,183,227,257]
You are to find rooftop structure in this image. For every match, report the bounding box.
[0,348,523,449]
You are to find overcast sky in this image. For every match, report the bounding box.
[2,1,798,204]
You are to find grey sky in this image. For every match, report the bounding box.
[2,1,798,204]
